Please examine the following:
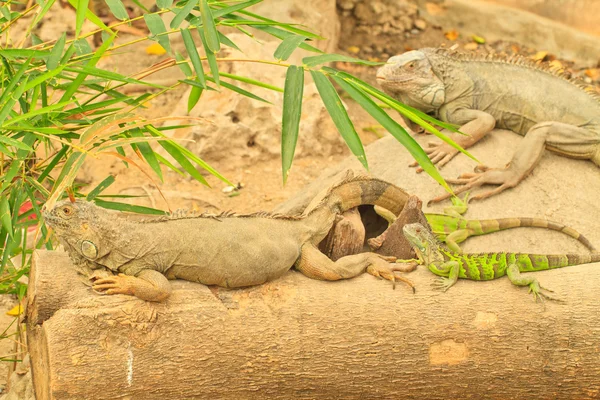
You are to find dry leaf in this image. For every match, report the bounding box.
[585,69,600,80]
[347,46,360,54]
[6,304,23,317]
[444,29,459,41]
[532,51,548,62]
[548,60,564,72]
[510,44,520,54]
[146,43,167,55]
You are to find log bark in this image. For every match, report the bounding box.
[27,249,600,400]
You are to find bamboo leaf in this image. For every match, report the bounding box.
[156,0,173,9]
[0,197,13,239]
[86,175,116,201]
[94,199,166,215]
[207,76,270,103]
[188,85,202,112]
[144,13,171,53]
[333,75,451,191]
[274,35,306,61]
[175,52,193,77]
[73,38,93,55]
[105,0,129,20]
[170,0,198,29]
[47,33,66,70]
[181,28,205,87]
[67,0,111,32]
[129,129,163,181]
[158,141,208,185]
[199,0,220,52]
[281,66,304,184]
[303,54,382,67]
[197,28,219,88]
[219,72,283,92]
[310,70,367,170]
[212,0,261,18]
[75,0,90,37]
[0,136,34,151]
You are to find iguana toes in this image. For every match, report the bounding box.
[377,48,600,202]
[42,176,413,302]
[402,222,600,301]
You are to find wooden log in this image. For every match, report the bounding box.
[27,249,600,399]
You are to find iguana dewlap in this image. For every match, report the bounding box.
[377,48,600,202]
[42,176,413,302]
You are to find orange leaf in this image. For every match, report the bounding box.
[444,30,459,41]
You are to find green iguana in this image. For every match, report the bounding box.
[376,48,600,202]
[372,195,596,253]
[401,222,600,301]
[42,175,414,302]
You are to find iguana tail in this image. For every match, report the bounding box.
[306,175,410,241]
[519,252,600,271]
[466,217,596,251]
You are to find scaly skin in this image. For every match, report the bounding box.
[42,175,414,302]
[373,194,595,253]
[377,48,600,202]
[402,222,600,302]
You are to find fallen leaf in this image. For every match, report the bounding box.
[146,43,167,55]
[347,46,360,54]
[585,68,600,80]
[444,29,459,41]
[6,304,23,317]
[532,51,548,62]
[548,60,564,72]
[472,34,485,44]
[510,44,520,54]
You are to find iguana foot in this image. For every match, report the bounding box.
[91,273,138,296]
[528,281,565,304]
[367,236,383,250]
[367,256,416,292]
[410,141,459,173]
[428,167,522,204]
[431,277,455,292]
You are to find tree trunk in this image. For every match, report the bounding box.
[27,249,600,400]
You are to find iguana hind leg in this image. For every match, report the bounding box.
[296,243,414,291]
[505,263,561,303]
[430,122,600,203]
[92,269,172,302]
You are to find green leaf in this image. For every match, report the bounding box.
[218,31,240,51]
[197,28,219,88]
[247,25,322,54]
[47,33,66,70]
[0,136,34,151]
[212,0,261,18]
[208,77,270,103]
[310,70,367,170]
[129,129,163,181]
[105,0,129,20]
[75,0,90,37]
[281,66,304,184]
[188,85,203,112]
[144,13,171,53]
[158,141,209,185]
[199,0,220,52]
[73,38,93,55]
[175,52,193,77]
[274,35,306,61]
[38,145,68,183]
[0,197,13,239]
[181,28,205,87]
[303,54,382,67]
[333,75,450,191]
[156,0,173,9]
[67,0,111,32]
[170,0,198,29]
[93,199,166,215]
[219,72,283,92]
[86,175,116,201]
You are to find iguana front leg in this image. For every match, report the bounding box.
[430,260,460,292]
[92,269,172,302]
[430,122,599,203]
[411,109,495,172]
[296,243,415,291]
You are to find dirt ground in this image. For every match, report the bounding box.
[3,0,600,397]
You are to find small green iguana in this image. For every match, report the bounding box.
[401,222,600,301]
[372,195,596,253]
[376,48,600,202]
[42,175,414,302]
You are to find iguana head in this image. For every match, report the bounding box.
[376,50,445,111]
[42,200,109,265]
[402,223,443,264]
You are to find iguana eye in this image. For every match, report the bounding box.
[62,206,73,216]
[405,62,415,69]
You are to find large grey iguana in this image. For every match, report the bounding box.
[42,175,414,302]
[376,48,600,202]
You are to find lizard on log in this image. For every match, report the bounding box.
[41,175,415,302]
[401,222,600,301]
[376,47,600,202]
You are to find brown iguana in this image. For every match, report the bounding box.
[376,48,600,202]
[42,175,414,302]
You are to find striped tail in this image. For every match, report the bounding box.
[306,174,410,236]
[474,217,596,251]
[527,252,600,271]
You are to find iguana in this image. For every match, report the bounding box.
[42,175,414,302]
[376,47,600,202]
[371,195,596,253]
[401,222,600,301]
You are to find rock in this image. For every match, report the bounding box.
[337,0,356,11]
[413,18,427,30]
[160,34,346,167]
